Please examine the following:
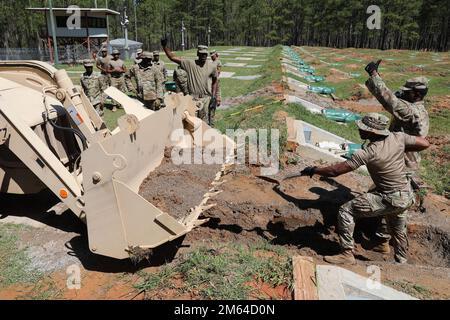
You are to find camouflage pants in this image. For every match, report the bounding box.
[194,96,211,122]
[338,190,414,263]
[208,104,216,127]
[99,74,110,92]
[110,76,126,107]
[143,99,163,111]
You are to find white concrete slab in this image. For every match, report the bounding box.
[286,77,309,89]
[219,71,236,78]
[232,75,262,80]
[285,95,324,114]
[244,65,261,68]
[235,57,253,61]
[224,62,247,67]
[316,265,417,300]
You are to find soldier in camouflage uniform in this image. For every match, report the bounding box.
[209,50,222,127]
[173,66,189,95]
[299,113,430,265]
[80,59,104,116]
[364,60,430,253]
[107,49,127,112]
[126,48,143,93]
[134,51,164,110]
[96,47,111,92]
[152,51,168,83]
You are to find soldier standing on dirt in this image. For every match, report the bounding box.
[209,49,222,127]
[80,59,104,116]
[107,49,127,112]
[161,38,218,122]
[96,47,111,92]
[133,51,164,111]
[299,113,430,265]
[126,48,144,93]
[152,51,168,83]
[364,60,430,253]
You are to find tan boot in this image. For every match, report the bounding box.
[112,106,117,112]
[372,241,391,254]
[324,250,356,265]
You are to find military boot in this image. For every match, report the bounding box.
[372,241,391,254]
[324,250,356,265]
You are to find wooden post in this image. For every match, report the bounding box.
[292,256,319,300]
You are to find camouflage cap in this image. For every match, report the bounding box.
[83,59,94,67]
[356,113,390,136]
[400,76,429,91]
[112,49,120,55]
[141,51,153,59]
[101,47,108,52]
[210,49,217,56]
[197,45,209,54]
[136,48,143,55]
[153,51,160,56]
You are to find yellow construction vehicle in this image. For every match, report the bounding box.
[0,60,234,260]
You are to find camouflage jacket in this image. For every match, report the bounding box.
[80,72,102,106]
[173,67,189,95]
[153,61,168,82]
[136,65,163,101]
[126,63,141,93]
[366,74,429,170]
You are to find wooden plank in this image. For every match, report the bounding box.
[292,256,319,300]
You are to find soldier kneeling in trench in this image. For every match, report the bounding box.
[299,113,430,265]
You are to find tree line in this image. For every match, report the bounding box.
[1,0,449,51]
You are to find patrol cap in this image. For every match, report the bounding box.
[210,49,217,56]
[83,59,94,67]
[400,76,429,91]
[197,45,209,54]
[112,49,120,55]
[101,47,108,52]
[141,51,153,59]
[356,113,390,137]
[153,51,160,56]
[136,49,143,55]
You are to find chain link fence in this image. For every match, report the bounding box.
[1,44,141,64]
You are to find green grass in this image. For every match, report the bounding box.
[0,224,42,288]
[386,280,434,300]
[135,243,293,300]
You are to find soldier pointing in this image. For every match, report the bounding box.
[364,60,430,253]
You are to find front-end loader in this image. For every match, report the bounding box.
[0,60,234,260]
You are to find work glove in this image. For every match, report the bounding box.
[365,59,382,76]
[300,166,317,178]
[161,37,168,48]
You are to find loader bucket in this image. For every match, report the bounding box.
[82,90,235,259]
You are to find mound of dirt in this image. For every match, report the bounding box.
[139,148,222,220]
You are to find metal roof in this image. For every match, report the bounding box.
[27,7,120,15]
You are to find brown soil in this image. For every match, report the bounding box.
[336,99,384,113]
[138,148,222,220]
[346,64,361,70]
[350,83,373,101]
[428,95,450,113]
[326,68,351,83]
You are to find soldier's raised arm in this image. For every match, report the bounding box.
[161,37,182,65]
[365,60,418,122]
